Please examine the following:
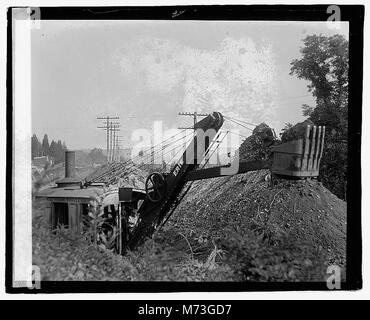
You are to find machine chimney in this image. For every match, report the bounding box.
[65,151,76,178]
[55,150,81,188]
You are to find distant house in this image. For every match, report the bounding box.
[32,155,52,168]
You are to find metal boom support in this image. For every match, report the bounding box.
[125,112,224,250]
[183,159,271,182]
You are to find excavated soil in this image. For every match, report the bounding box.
[164,169,346,281]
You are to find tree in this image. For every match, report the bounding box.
[76,150,91,167]
[31,134,42,159]
[42,134,50,157]
[88,148,107,165]
[290,34,348,131]
[290,34,348,200]
[279,122,293,138]
[56,140,64,163]
[49,140,58,160]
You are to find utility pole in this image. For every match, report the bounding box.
[178,111,209,130]
[97,116,119,163]
[178,112,209,164]
[109,121,113,162]
[116,136,124,162]
[110,123,120,162]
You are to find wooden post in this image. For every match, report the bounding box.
[68,203,80,239]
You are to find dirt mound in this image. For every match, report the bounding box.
[168,170,346,281]
[281,119,315,142]
[237,123,278,162]
[116,165,146,189]
[85,162,147,189]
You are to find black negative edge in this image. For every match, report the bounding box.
[5,4,364,293]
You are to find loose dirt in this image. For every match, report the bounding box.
[169,169,346,279]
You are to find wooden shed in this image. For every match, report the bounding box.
[35,151,103,238]
[36,185,103,238]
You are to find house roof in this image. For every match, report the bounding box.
[35,185,103,202]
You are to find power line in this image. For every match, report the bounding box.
[97,116,119,163]
[135,130,195,168]
[201,130,229,168]
[178,111,209,130]
[115,135,124,162]
[224,130,249,140]
[224,117,254,132]
[88,129,192,183]
[137,132,195,171]
[110,124,120,162]
[110,129,189,171]
[223,115,257,127]
[240,94,313,108]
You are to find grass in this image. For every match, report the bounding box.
[32,209,329,282]
[32,214,235,281]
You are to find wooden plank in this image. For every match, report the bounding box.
[45,202,54,229]
[301,125,311,170]
[307,125,317,170]
[313,126,322,170]
[68,203,79,239]
[318,126,326,167]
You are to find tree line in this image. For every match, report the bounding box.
[290,34,348,200]
[31,133,67,164]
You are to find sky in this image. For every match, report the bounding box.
[31,20,348,150]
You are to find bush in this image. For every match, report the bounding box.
[32,213,235,281]
[319,137,347,200]
[219,228,327,282]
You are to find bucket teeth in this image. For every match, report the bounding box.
[319,126,326,167]
[313,126,323,170]
[272,125,326,177]
[301,125,311,171]
[307,125,317,171]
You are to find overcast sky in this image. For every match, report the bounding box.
[31,20,348,150]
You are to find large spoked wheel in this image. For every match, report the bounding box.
[145,172,167,203]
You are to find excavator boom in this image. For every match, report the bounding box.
[123,112,224,250]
